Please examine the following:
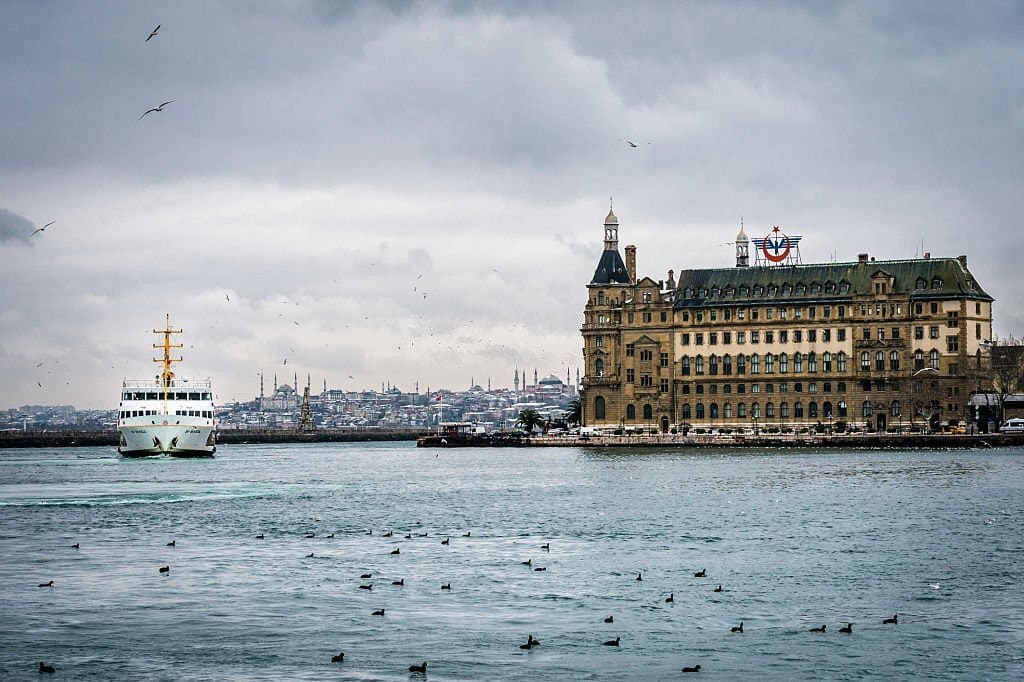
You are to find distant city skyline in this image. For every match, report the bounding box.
[2,1,1023,409]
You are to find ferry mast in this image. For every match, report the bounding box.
[153,313,183,402]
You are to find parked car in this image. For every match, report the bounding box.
[1000,418,1024,433]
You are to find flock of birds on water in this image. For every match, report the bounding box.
[32,527,905,677]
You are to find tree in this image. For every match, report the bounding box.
[567,399,582,427]
[988,337,1024,425]
[516,409,545,434]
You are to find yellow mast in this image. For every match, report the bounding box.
[153,313,183,404]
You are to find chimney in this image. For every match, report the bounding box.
[923,252,930,259]
[858,253,869,263]
[624,245,637,283]
[957,255,967,268]
[666,269,676,289]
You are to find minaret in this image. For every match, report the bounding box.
[259,372,264,410]
[534,369,538,386]
[514,368,520,394]
[274,373,278,393]
[323,378,327,393]
[736,218,750,267]
[488,378,491,391]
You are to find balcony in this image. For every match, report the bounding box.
[854,338,906,349]
[583,375,620,388]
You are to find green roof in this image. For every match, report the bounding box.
[672,257,992,308]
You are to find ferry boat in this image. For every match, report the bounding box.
[117,315,216,457]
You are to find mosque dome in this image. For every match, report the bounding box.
[539,374,564,386]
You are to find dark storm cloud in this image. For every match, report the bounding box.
[0,208,34,243]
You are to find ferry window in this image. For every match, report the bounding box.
[133,392,144,400]
[146,392,158,400]
[189,392,201,400]
[123,392,131,400]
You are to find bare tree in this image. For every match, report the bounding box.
[988,337,1024,425]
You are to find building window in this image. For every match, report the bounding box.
[709,355,719,375]
[875,351,885,371]
[660,311,668,323]
[890,400,901,417]
[659,378,669,392]
[808,352,817,373]
[626,404,636,420]
[626,368,635,383]
[765,331,774,344]
[838,328,846,341]
[892,327,900,339]
[597,291,605,304]
[751,355,760,374]
[752,402,761,418]
[751,331,760,344]
[822,352,832,372]
[594,396,606,420]
[710,332,718,345]
[738,402,747,418]
[723,355,733,375]
[766,402,775,418]
[595,335,604,349]
[929,349,939,369]
[838,400,848,417]
[931,302,939,314]
[780,352,789,373]
[640,349,653,362]
[862,327,871,340]
[737,355,747,374]
[809,401,818,418]
[696,403,705,419]
[837,352,847,372]
[682,356,691,375]
[710,403,719,419]
[682,404,691,419]
[643,312,652,323]
[914,350,924,370]
[660,352,669,367]
[780,401,790,418]
[696,333,704,345]
[642,292,652,303]
[794,353,804,373]
[822,329,830,342]
[723,331,732,344]
[724,403,733,418]
[695,356,705,375]
[643,404,653,420]
[640,375,653,387]
[947,336,959,352]
[914,326,923,340]
[626,343,635,356]
[737,331,746,344]
[889,351,900,370]
[765,354,775,373]
[860,352,870,371]
[823,401,832,418]
[863,400,873,417]
[595,359,605,376]
[779,330,789,343]
[946,311,958,328]
[877,327,885,340]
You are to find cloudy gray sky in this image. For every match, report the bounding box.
[2,1,1022,409]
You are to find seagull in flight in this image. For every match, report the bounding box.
[146,24,161,42]
[139,100,174,119]
[624,140,638,148]
[30,221,55,236]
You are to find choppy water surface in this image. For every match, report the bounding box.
[2,443,1023,680]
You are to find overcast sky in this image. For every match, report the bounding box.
[2,1,1022,409]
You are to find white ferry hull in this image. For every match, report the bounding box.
[118,423,216,458]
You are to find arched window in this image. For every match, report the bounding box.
[737,402,746,418]
[780,352,789,373]
[780,401,790,418]
[709,355,719,375]
[751,402,760,418]
[723,354,732,376]
[890,400,901,417]
[751,354,760,374]
[914,349,924,370]
[766,401,775,418]
[724,403,733,418]
[875,351,885,371]
[837,352,847,372]
[890,351,900,371]
[710,403,719,419]
[682,403,691,419]
[794,353,804,373]
[594,395,606,420]
[626,404,636,420]
[838,400,848,417]
[794,401,804,418]
[737,354,747,374]
[823,352,832,372]
[929,349,939,369]
[860,351,871,371]
[595,358,605,377]
[823,401,833,418]
[809,401,818,418]
[696,356,705,375]
[696,403,705,419]
[862,400,873,417]
[765,353,775,373]
[808,352,817,373]
[682,356,691,375]
[643,404,653,420]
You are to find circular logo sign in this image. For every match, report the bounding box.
[761,226,791,263]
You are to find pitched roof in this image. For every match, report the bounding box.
[590,249,631,285]
[673,257,991,308]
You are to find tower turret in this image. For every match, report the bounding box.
[590,205,631,285]
[736,219,750,268]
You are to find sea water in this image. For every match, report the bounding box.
[1,443,1022,680]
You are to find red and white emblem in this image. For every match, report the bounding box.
[761,226,791,263]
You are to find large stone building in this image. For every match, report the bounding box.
[580,209,994,433]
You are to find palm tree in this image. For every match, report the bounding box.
[567,399,582,427]
[516,409,545,434]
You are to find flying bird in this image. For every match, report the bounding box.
[624,140,638,148]
[146,24,160,42]
[30,221,55,236]
[139,100,174,119]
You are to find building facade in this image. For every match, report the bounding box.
[581,209,994,433]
